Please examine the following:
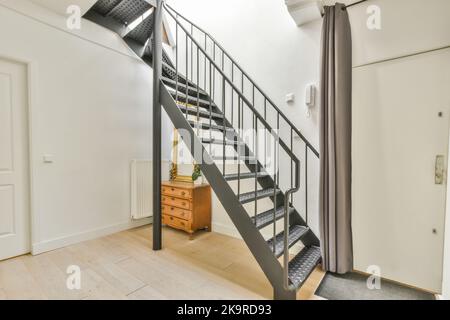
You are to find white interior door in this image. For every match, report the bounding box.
[0,58,30,261]
[353,48,450,292]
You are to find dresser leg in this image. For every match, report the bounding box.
[188,232,195,240]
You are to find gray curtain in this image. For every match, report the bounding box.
[319,3,353,274]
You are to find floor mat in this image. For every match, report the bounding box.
[315,272,435,300]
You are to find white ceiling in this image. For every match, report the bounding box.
[30,0,362,17]
[29,0,158,16]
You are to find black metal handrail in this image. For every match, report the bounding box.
[165,3,319,158]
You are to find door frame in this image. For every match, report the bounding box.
[441,127,450,297]
[0,53,38,256]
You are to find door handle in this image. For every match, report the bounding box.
[435,155,445,185]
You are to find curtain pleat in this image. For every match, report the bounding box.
[319,3,353,274]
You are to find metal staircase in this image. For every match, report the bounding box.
[84,0,321,300]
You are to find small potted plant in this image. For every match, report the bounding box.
[192,164,203,185]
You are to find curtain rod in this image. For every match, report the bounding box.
[346,0,369,8]
[322,0,369,15]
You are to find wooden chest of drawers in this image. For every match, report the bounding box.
[161,181,211,238]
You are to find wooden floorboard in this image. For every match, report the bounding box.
[0,225,325,300]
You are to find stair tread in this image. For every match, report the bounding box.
[251,206,293,229]
[239,188,280,204]
[86,2,324,297]
[189,121,233,132]
[288,246,322,289]
[224,172,270,181]
[124,10,154,45]
[178,105,223,119]
[212,155,256,161]
[201,137,242,145]
[267,224,309,258]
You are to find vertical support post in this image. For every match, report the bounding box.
[274,287,296,300]
[152,0,164,251]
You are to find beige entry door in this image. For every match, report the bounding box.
[353,48,450,292]
[0,58,30,261]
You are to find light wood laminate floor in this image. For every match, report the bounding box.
[0,226,325,300]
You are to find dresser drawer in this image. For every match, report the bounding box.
[162,204,192,220]
[163,214,191,232]
[162,185,192,199]
[161,195,191,210]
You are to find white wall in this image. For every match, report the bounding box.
[30,0,97,15]
[167,0,322,147]
[166,0,322,239]
[0,0,170,254]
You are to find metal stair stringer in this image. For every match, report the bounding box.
[160,82,294,298]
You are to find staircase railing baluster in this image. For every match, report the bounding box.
[231,64,234,128]
[165,3,319,158]
[190,24,193,84]
[222,77,226,176]
[84,1,325,297]
[152,0,164,251]
[209,60,212,157]
[264,99,267,170]
[273,131,277,254]
[291,129,294,206]
[196,47,200,136]
[241,73,244,161]
[305,145,308,225]
[254,116,258,225]
[204,34,207,90]
[241,73,244,103]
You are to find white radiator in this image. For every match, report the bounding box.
[131,160,153,220]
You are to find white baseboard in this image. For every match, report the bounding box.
[32,218,152,255]
[212,222,241,239]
